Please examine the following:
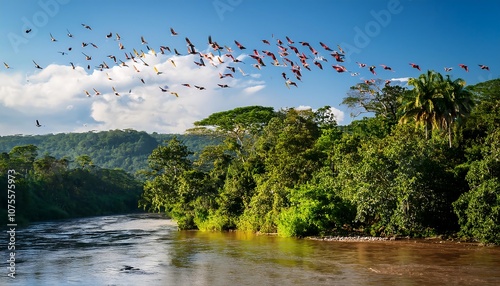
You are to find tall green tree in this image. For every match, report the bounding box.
[453,129,500,244]
[400,71,474,147]
[343,80,406,124]
[8,144,38,174]
[139,137,193,215]
[400,70,448,139]
[438,77,475,147]
[192,106,276,162]
[238,108,324,232]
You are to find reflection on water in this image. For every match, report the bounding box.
[2,213,500,285]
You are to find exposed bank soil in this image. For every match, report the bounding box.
[305,235,490,246]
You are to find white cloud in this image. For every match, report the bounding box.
[295,105,312,111]
[390,77,410,82]
[0,51,274,135]
[327,106,345,123]
[242,84,266,94]
[292,105,344,123]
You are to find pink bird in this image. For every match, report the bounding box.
[319,42,333,51]
[458,64,468,72]
[234,40,246,50]
[369,65,376,75]
[478,64,489,71]
[314,61,323,70]
[332,65,347,73]
[356,62,366,68]
[380,64,394,71]
[409,63,421,71]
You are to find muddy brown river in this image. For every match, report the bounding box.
[2,213,500,285]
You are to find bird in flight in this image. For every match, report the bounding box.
[380,64,394,71]
[154,66,163,75]
[285,80,298,88]
[66,29,73,37]
[36,120,42,127]
[356,62,366,68]
[170,27,178,36]
[444,67,453,72]
[3,62,11,69]
[33,60,43,69]
[458,64,468,72]
[82,52,92,60]
[478,64,489,71]
[332,65,347,73]
[337,44,345,54]
[234,40,246,50]
[112,86,119,96]
[409,63,421,71]
[81,23,92,30]
[369,65,376,75]
[320,41,333,51]
[50,33,57,42]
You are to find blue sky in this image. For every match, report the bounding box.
[1,0,499,135]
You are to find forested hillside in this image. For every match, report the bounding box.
[0,144,143,225]
[0,130,220,176]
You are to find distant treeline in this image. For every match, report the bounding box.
[0,145,143,225]
[0,130,221,176]
[139,75,500,245]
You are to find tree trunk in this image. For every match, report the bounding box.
[448,122,452,148]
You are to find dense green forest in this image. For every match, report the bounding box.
[0,131,220,225]
[139,74,500,245]
[0,145,143,225]
[0,131,220,176]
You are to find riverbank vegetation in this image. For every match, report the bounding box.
[139,74,500,245]
[0,145,143,225]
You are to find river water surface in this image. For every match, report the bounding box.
[2,213,500,285]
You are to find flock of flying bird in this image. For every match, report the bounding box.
[1,23,492,128]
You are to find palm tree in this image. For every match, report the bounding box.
[399,70,475,147]
[439,76,475,147]
[400,70,447,139]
